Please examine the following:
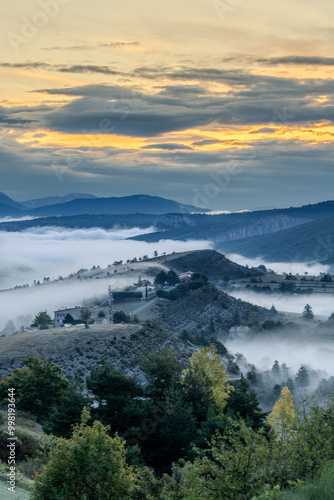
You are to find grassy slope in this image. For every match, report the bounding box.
[0,323,193,380]
[0,480,30,499]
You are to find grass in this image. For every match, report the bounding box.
[281,461,334,500]
[0,478,31,499]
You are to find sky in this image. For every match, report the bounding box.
[2,0,334,210]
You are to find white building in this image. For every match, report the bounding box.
[54,306,86,327]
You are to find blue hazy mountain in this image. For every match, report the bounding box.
[27,194,207,216]
[23,193,98,209]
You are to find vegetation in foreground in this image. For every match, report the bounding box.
[0,348,333,499]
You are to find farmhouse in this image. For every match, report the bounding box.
[54,306,86,327]
[178,271,194,283]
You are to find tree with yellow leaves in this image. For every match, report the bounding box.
[268,386,295,439]
[182,345,233,415]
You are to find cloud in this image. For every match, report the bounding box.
[192,139,222,146]
[258,56,334,66]
[141,143,193,150]
[250,128,276,134]
[0,62,122,76]
[42,41,140,51]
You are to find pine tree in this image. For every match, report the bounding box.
[295,365,310,388]
[303,304,314,320]
[268,386,295,439]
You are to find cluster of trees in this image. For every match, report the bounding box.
[1,351,334,499]
[157,273,208,300]
[154,270,180,286]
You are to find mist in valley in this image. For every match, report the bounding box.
[226,253,330,276]
[0,227,211,330]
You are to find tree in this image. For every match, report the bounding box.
[303,304,314,320]
[321,273,332,282]
[113,311,131,324]
[86,362,143,432]
[295,365,310,388]
[182,346,233,413]
[1,320,16,335]
[63,313,75,324]
[225,375,268,430]
[0,357,69,421]
[31,409,135,500]
[268,386,295,439]
[43,388,88,438]
[140,347,182,397]
[279,282,296,293]
[98,310,106,318]
[31,311,52,329]
[80,308,91,323]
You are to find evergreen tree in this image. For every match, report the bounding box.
[225,375,268,430]
[295,365,310,388]
[303,304,314,320]
[31,311,52,329]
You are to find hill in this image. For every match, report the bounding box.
[163,249,262,280]
[0,192,25,211]
[217,215,334,263]
[134,279,276,335]
[27,194,207,217]
[23,193,98,209]
[0,322,194,380]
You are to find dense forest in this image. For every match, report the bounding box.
[0,341,334,499]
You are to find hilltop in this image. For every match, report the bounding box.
[0,322,194,380]
[162,249,262,280]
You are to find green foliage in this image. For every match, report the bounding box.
[0,358,70,421]
[225,375,268,431]
[113,310,131,323]
[279,282,296,294]
[31,409,135,500]
[140,347,182,397]
[157,274,208,300]
[113,291,143,300]
[31,311,52,328]
[320,273,332,282]
[295,365,310,388]
[281,460,334,499]
[63,313,75,324]
[154,270,179,286]
[86,362,144,433]
[302,304,314,320]
[43,388,88,438]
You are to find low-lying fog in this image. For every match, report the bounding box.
[229,289,334,318]
[226,336,334,377]
[0,227,212,330]
[226,253,330,276]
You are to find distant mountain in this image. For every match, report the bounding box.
[217,215,334,263]
[27,195,207,216]
[0,192,25,211]
[0,203,23,217]
[23,193,98,209]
